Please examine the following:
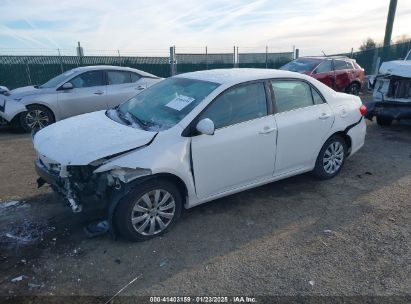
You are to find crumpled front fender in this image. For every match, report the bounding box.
[0,96,27,122]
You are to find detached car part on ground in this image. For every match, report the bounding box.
[366,53,411,126]
[0,65,161,132]
[33,68,366,242]
[280,56,365,95]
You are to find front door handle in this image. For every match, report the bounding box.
[259,126,277,134]
[94,90,104,95]
[319,113,331,119]
[136,85,146,91]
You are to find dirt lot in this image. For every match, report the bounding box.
[0,115,410,302]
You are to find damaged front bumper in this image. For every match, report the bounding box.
[35,158,109,213]
[365,101,411,121]
[0,96,27,122]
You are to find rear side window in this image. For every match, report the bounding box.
[314,60,332,74]
[311,88,325,104]
[334,60,349,71]
[107,71,132,85]
[70,71,105,88]
[272,80,322,112]
[200,82,267,129]
[345,61,354,69]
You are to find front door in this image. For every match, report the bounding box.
[57,70,108,119]
[191,82,277,199]
[312,59,335,89]
[271,79,334,175]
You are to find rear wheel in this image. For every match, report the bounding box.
[114,179,182,242]
[19,104,55,132]
[376,116,393,126]
[313,135,347,179]
[346,82,361,95]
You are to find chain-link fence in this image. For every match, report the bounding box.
[0,55,170,89]
[0,47,294,89]
[332,40,411,75]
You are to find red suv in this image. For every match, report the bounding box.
[280,56,365,95]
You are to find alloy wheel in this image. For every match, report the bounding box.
[322,141,344,174]
[25,109,50,129]
[131,189,176,235]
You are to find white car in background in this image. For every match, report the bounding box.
[0,65,161,131]
[33,69,366,242]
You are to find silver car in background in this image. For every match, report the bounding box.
[1,65,161,131]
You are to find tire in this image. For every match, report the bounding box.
[345,82,361,95]
[114,179,182,242]
[312,135,347,179]
[19,104,55,132]
[376,116,393,126]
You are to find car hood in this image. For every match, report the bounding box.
[379,60,411,78]
[33,110,157,166]
[10,86,54,99]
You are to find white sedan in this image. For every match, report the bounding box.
[1,66,161,132]
[33,69,366,241]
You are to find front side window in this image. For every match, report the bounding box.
[118,77,219,130]
[199,82,267,129]
[272,80,319,113]
[131,73,141,82]
[40,70,76,89]
[107,71,132,85]
[70,71,105,88]
[314,60,332,74]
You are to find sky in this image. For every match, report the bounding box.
[0,0,411,56]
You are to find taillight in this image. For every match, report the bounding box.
[360,104,367,116]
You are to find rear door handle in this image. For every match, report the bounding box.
[94,90,104,95]
[136,85,146,91]
[319,113,331,119]
[259,126,277,134]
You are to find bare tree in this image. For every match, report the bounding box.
[359,38,377,51]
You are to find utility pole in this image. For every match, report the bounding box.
[170,46,177,76]
[383,0,397,61]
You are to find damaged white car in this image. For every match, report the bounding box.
[366,50,411,125]
[33,69,366,241]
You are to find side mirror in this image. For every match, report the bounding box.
[61,82,73,90]
[196,118,215,135]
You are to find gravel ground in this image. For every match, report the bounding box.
[0,115,410,302]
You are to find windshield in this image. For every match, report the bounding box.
[39,70,76,88]
[118,77,220,131]
[280,59,322,73]
[406,52,411,61]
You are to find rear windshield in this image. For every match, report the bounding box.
[280,59,322,73]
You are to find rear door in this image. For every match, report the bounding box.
[311,59,334,89]
[271,79,334,175]
[57,70,108,119]
[106,70,147,108]
[333,59,351,91]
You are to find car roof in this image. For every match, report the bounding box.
[298,56,353,61]
[71,65,159,78]
[174,68,309,85]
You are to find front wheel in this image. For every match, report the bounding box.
[312,135,347,179]
[19,104,55,132]
[114,179,182,242]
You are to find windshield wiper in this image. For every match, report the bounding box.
[125,112,149,130]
